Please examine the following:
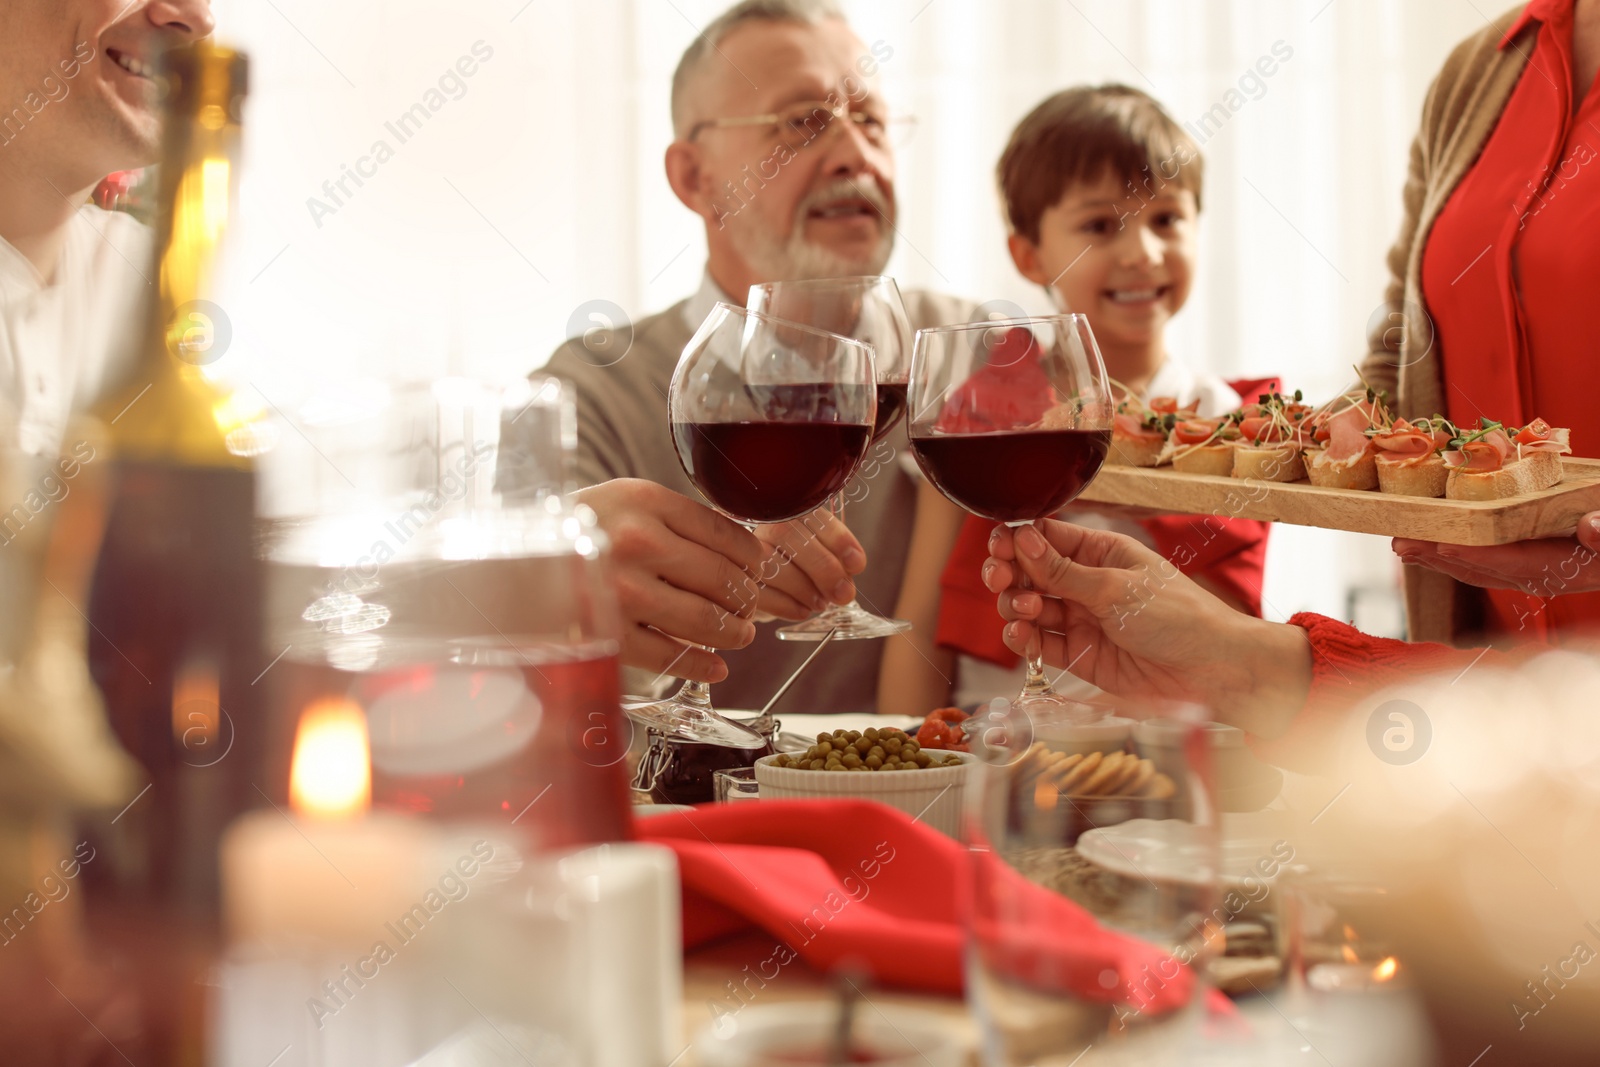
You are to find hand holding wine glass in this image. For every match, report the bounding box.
[984,520,1313,739]
[627,302,876,779]
[907,314,1113,720]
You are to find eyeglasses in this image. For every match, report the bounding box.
[686,98,915,150]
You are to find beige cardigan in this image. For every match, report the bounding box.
[1357,3,1536,645]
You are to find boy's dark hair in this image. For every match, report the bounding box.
[997,83,1203,243]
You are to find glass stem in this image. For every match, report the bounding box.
[1021,598,1052,696]
[1014,519,1053,697]
[827,490,855,616]
[674,646,716,712]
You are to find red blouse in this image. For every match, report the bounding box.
[1420,0,1600,642]
[1252,612,1545,768]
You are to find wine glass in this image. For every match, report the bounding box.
[746,275,913,641]
[625,302,877,776]
[906,314,1112,721]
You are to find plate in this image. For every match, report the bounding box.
[1075,816,1289,888]
[1077,457,1600,546]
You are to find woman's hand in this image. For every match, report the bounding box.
[1393,513,1600,596]
[985,520,1313,738]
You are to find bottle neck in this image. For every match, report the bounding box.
[105,45,251,470]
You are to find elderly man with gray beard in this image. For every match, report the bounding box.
[545,0,966,714]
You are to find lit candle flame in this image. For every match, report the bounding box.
[1341,944,1359,964]
[289,698,371,819]
[1372,956,1399,982]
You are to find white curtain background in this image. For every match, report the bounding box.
[213,0,1499,633]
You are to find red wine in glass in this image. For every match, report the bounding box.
[907,313,1114,720]
[672,420,871,524]
[873,382,908,441]
[629,302,878,753]
[746,276,917,642]
[911,428,1110,523]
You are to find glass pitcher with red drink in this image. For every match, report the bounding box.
[262,376,633,848]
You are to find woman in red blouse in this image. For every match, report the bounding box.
[1374,0,1600,640]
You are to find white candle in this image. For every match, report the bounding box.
[220,698,439,949]
[221,808,439,948]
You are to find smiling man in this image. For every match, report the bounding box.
[0,0,214,457]
[0,1,213,1057]
[545,0,966,713]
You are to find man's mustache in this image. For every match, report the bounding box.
[794,178,893,224]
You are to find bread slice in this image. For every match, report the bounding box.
[1305,448,1378,490]
[1376,455,1447,498]
[1445,450,1564,501]
[1232,443,1305,482]
[1107,434,1166,467]
[1171,443,1233,476]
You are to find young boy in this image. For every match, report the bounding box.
[879,84,1272,714]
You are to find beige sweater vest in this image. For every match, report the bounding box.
[1358,3,1535,645]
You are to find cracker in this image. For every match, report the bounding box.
[1076,751,1126,796]
[1099,754,1145,796]
[1055,751,1101,793]
[1141,772,1177,800]
[1115,758,1156,797]
[1043,751,1085,785]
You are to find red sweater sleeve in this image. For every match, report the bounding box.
[1253,612,1541,766]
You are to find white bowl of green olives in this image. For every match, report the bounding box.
[754,727,974,838]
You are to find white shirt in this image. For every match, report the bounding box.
[0,205,149,456]
[953,355,1241,708]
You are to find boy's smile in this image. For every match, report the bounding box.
[1009,170,1198,365]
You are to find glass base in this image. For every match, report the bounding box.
[777,601,912,641]
[623,693,764,748]
[1010,691,1111,725]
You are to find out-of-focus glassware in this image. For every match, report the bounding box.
[965,711,1219,1062]
[712,766,760,802]
[1280,872,1407,995]
[262,375,633,850]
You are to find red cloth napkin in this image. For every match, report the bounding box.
[935,376,1280,667]
[634,798,1203,1017]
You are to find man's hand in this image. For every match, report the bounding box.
[985,521,1312,739]
[576,480,812,682]
[752,507,868,616]
[1393,513,1600,597]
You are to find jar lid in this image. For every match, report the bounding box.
[1133,718,1246,749]
[1034,715,1134,743]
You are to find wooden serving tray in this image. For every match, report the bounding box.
[1077,457,1600,546]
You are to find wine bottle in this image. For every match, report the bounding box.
[86,36,260,1003]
